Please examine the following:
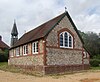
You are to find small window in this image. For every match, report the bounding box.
[20,46,23,56]
[83,51,87,58]
[32,41,38,54]
[10,50,14,57]
[16,47,20,56]
[23,45,28,55]
[59,31,73,48]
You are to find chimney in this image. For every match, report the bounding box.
[0,35,2,41]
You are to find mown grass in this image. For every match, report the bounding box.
[0,62,8,71]
[90,66,100,70]
[0,62,43,77]
[0,62,7,67]
[0,62,22,73]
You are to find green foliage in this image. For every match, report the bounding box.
[90,59,100,67]
[0,49,9,62]
[93,54,100,59]
[79,31,100,58]
[0,62,8,66]
[0,62,43,77]
[90,66,100,70]
[0,62,21,72]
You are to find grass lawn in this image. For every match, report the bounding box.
[90,66,100,70]
[0,62,21,72]
[0,62,8,71]
[0,62,100,76]
[0,62,43,77]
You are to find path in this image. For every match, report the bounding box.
[0,70,100,82]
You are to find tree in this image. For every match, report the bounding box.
[0,49,9,62]
[79,31,100,58]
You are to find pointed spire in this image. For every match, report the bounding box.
[11,20,18,36]
[10,20,18,47]
[14,19,16,24]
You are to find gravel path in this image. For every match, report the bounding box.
[0,70,100,82]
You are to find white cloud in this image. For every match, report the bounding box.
[0,0,100,46]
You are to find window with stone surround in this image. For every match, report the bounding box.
[32,41,38,54]
[23,45,28,55]
[60,31,73,48]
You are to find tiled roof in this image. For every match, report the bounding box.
[0,40,9,49]
[11,11,84,49]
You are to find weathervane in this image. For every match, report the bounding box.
[65,7,67,12]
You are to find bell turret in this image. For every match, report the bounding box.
[10,20,18,47]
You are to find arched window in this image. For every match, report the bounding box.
[59,31,73,48]
[60,33,63,47]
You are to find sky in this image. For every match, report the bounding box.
[0,0,100,46]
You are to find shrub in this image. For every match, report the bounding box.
[90,59,100,67]
[0,49,9,62]
[93,54,100,59]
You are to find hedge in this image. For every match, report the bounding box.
[0,49,9,62]
[90,59,100,67]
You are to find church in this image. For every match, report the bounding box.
[9,11,90,74]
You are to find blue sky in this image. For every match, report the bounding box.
[0,0,100,45]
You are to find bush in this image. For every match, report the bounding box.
[93,54,100,59]
[0,49,9,62]
[0,54,8,62]
[90,59,100,67]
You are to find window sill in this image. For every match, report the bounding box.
[33,52,38,55]
[60,46,73,49]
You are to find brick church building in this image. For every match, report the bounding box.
[9,11,90,74]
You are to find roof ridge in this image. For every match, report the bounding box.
[11,11,84,49]
[25,12,65,35]
[0,40,9,48]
